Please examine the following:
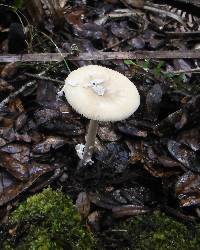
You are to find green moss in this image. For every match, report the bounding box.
[3,188,95,250]
[118,211,200,250]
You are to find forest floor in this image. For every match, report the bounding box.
[0,0,200,249]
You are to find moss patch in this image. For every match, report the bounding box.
[116,211,200,250]
[3,187,95,250]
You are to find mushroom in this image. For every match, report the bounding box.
[62,65,140,165]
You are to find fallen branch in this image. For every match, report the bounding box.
[1,51,200,63]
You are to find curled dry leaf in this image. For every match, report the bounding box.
[36,81,57,108]
[87,211,101,232]
[177,128,200,151]
[154,109,186,136]
[29,167,62,193]
[96,142,129,173]
[146,84,163,121]
[176,171,200,207]
[33,108,85,136]
[0,152,29,181]
[8,98,24,113]
[0,143,30,163]
[74,23,107,40]
[1,63,17,79]
[123,0,144,8]
[0,128,31,143]
[144,163,182,178]
[65,9,85,29]
[32,136,69,154]
[0,79,14,92]
[88,192,120,210]
[14,112,27,131]
[25,0,68,26]
[117,123,147,138]
[98,123,121,142]
[0,163,56,206]
[157,155,183,169]
[110,186,156,206]
[168,140,200,173]
[112,204,149,218]
[34,108,61,126]
[76,192,91,218]
[126,140,143,164]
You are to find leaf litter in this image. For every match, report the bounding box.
[1,0,200,248]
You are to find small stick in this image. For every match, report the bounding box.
[1,51,200,63]
[165,31,200,38]
[164,68,200,74]
[143,5,186,26]
[0,79,37,109]
[24,72,64,85]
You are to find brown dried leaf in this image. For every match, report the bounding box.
[88,192,120,209]
[123,0,144,8]
[176,171,200,207]
[8,98,24,113]
[146,84,163,121]
[1,63,17,79]
[32,136,69,154]
[76,192,91,218]
[0,163,56,206]
[87,211,101,232]
[98,123,121,142]
[125,140,143,164]
[168,140,200,172]
[14,112,27,131]
[65,9,85,29]
[112,204,149,218]
[0,152,29,181]
[1,143,30,163]
[0,79,14,92]
[177,128,200,152]
[118,123,147,138]
[144,163,182,178]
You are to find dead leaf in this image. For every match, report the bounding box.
[76,192,91,218]
[122,0,144,8]
[1,63,17,79]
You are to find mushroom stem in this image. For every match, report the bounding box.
[82,120,98,165]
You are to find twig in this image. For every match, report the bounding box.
[25,72,64,85]
[0,79,37,109]
[165,68,200,74]
[165,31,200,38]
[143,5,186,26]
[1,51,200,63]
[108,10,140,18]
[162,0,200,8]
[114,5,186,26]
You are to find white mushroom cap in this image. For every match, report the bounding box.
[63,65,140,122]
